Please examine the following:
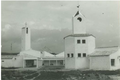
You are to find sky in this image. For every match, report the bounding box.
[1,1,120,53]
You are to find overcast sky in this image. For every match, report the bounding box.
[1,1,120,53]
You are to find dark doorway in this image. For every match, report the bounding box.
[26,60,36,67]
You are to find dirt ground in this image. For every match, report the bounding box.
[1,66,120,80]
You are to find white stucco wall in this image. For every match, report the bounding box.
[21,27,31,51]
[65,58,76,69]
[65,37,75,69]
[75,37,88,54]
[65,36,95,69]
[73,14,86,34]
[2,59,14,67]
[110,50,120,70]
[90,56,110,70]
[38,60,42,67]
[74,36,95,69]
[13,55,23,67]
[75,57,89,69]
[88,36,96,54]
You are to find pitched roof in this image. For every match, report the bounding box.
[20,49,41,58]
[89,46,118,57]
[42,51,55,57]
[64,34,95,39]
[56,52,64,57]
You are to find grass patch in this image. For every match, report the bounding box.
[1,68,120,80]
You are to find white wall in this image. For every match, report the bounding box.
[65,37,75,69]
[2,59,14,67]
[88,36,96,54]
[65,36,95,69]
[90,56,110,70]
[75,57,89,69]
[38,60,42,67]
[110,51,120,70]
[13,55,23,67]
[74,36,95,69]
[21,27,31,51]
[73,14,86,34]
[65,58,76,69]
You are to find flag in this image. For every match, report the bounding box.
[74,11,79,17]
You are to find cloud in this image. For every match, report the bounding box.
[29,21,35,25]
[1,1,119,53]
[35,38,46,42]
[2,24,11,32]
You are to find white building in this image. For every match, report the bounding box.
[1,6,120,70]
[1,24,64,68]
[2,24,42,68]
[89,47,120,70]
[64,6,120,70]
[41,51,64,66]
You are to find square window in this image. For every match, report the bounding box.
[83,53,86,57]
[82,40,86,44]
[111,59,115,66]
[77,40,81,44]
[67,54,70,58]
[78,53,81,57]
[71,53,74,57]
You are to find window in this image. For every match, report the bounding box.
[71,53,74,57]
[67,54,70,58]
[77,40,81,44]
[83,53,86,57]
[77,17,82,22]
[82,40,86,44]
[26,28,28,34]
[111,59,115,66]
[78,53,81,57]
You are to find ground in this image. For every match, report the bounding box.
[1,66,120,80]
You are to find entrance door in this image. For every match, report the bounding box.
[26,60,37,67]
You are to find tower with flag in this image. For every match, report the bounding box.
[64,5,96,69]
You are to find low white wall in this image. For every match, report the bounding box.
[65,58,76,69]
[90,56,110,70]
[75,57,89,69]
[2,59,14,67]
[110,51,120,70]
[13,55,23,68]
[38,60,42,67]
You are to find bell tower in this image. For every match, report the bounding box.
[64,5,95,69]
[72,5,86,34]
[21,23,31,51]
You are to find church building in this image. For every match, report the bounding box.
[1,5,120,70]
[64,5,120,70]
